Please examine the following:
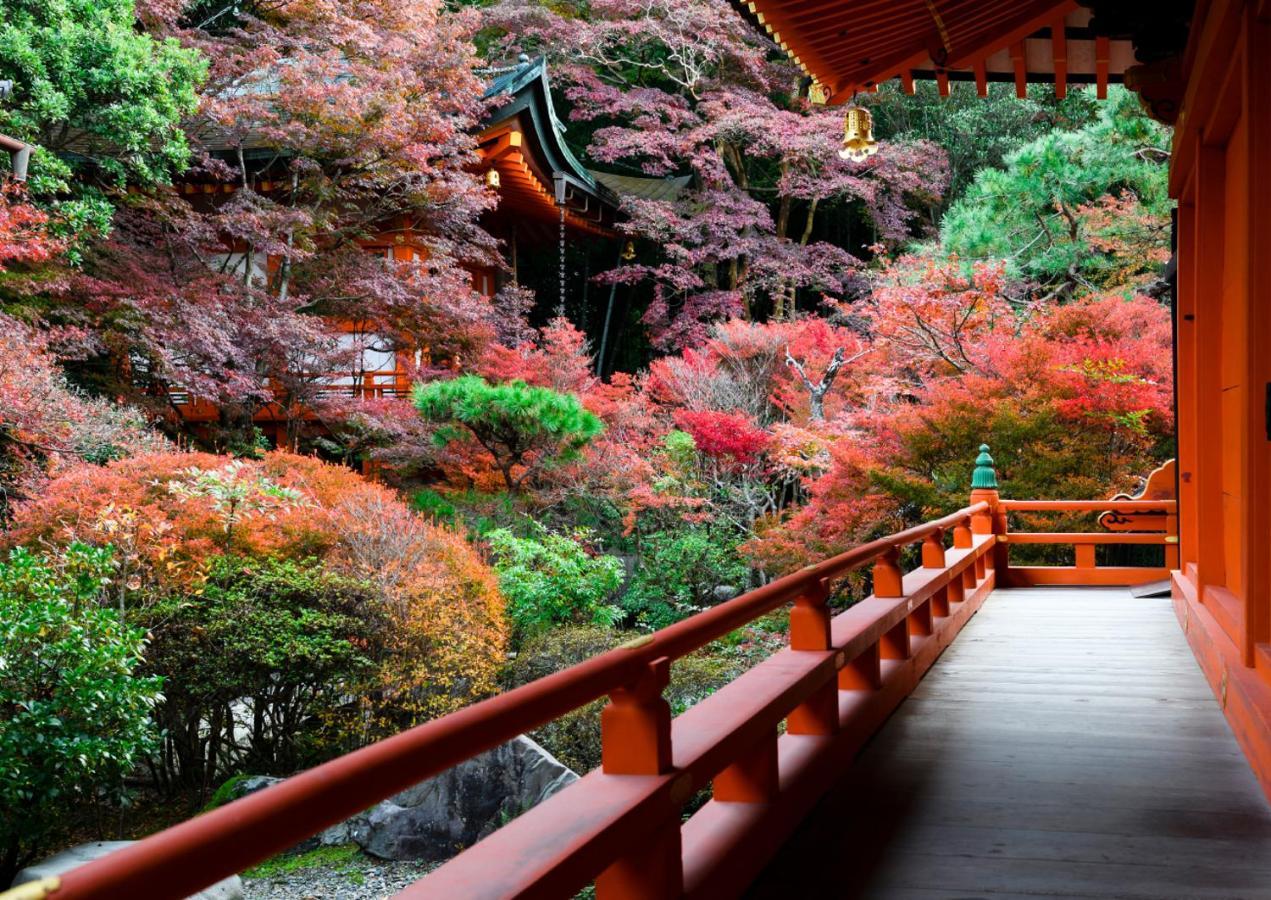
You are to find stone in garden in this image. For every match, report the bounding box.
[12,841,243,899]
[352,735,578,861]
[231,735,578,862]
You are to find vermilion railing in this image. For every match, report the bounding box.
[995,499,1179,587]
[40,466,1180,900]
[49,503,999,900]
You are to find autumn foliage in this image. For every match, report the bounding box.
[7,451,507,726]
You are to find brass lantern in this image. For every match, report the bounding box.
[808,81,830,106]
[485,168,501,188]
[838,104,878,162]
[621,240,637,261]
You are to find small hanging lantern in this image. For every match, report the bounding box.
[620,240,637,261]
[838,103,878,162]
[485,168,501,188]
[808,81,830,106]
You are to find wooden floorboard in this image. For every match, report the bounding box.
[747,587,1271,899]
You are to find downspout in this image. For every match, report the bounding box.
[595,244,624,377]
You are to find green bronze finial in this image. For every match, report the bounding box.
[972,443,998,489]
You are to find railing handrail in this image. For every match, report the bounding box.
[52,503,988,900]
[998,499,1177,512]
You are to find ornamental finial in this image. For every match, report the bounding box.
[972,443,998,490]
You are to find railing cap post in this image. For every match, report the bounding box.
[971,443,999,490]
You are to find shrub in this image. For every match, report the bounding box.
[145,556,383,788]
[0,544,161,884]
[8,451,507,779]
[487,526,623,642]
[0,314,165,523]
[624,528,750,630]
[327,488,506,731]
[413,376,603,492]
[411,488,457,523]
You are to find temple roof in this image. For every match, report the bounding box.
[479,57,619,237]
[730,0,1191,106]
[589,170,693,202]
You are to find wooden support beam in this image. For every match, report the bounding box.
[973,59,988,97]
[935,69,950,97]
[1095,35,1110,100]
[1242,6,1271,663]
[1193,138,1227,592]
[1177,198,1199,570]
[713,731,778,803]
[1051,16,1067,99]
[1010,41,1027,98]
[901,69,915,94]
[838,642,881,690]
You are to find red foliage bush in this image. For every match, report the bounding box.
[0,316,165,518]
[8,450,507,721]
[672,409,769,466]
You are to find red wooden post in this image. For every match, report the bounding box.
[873,547,903,597]
[788,576,837,735]
[788,677,839,735]
[789,577,831,651]
[601,659,672,776]
[922,529,946,568]
[922,528,950,619]
[969,443,1005,581]
[909,598,934,636]
[596,828,683,900]
[931,586,950,619]
[953,515,974,596]
[839,643,882,690]
[874,548,909,659]
[597,658,682,899]
[714,730,779,803]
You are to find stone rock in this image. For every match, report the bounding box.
[351,734,578,861]
[712,584,742,603]
[12,842,243,899]
[222,777,350,851]
[232,734,578,863]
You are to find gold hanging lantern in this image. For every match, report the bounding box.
[620,240,637,261]
[808,81,830,106]
[485,168,501,188]
[838,104,878,162]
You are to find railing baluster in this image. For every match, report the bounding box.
[873,546,903,597]
[597,658,682,900]
[874,548,910,660]
[839,643,882,690]
[600,659,673,776]
[788,576,838,735]
[788,679,840,735]
[789,577,831,651]
[714,730,779,803]
[952,515,974,599]
[931,584,951,619]
[922,528,946,568]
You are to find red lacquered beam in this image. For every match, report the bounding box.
[998,499,1176,512]
[1000,532,1170,544]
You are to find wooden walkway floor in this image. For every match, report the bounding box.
[748,587,1271,899]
